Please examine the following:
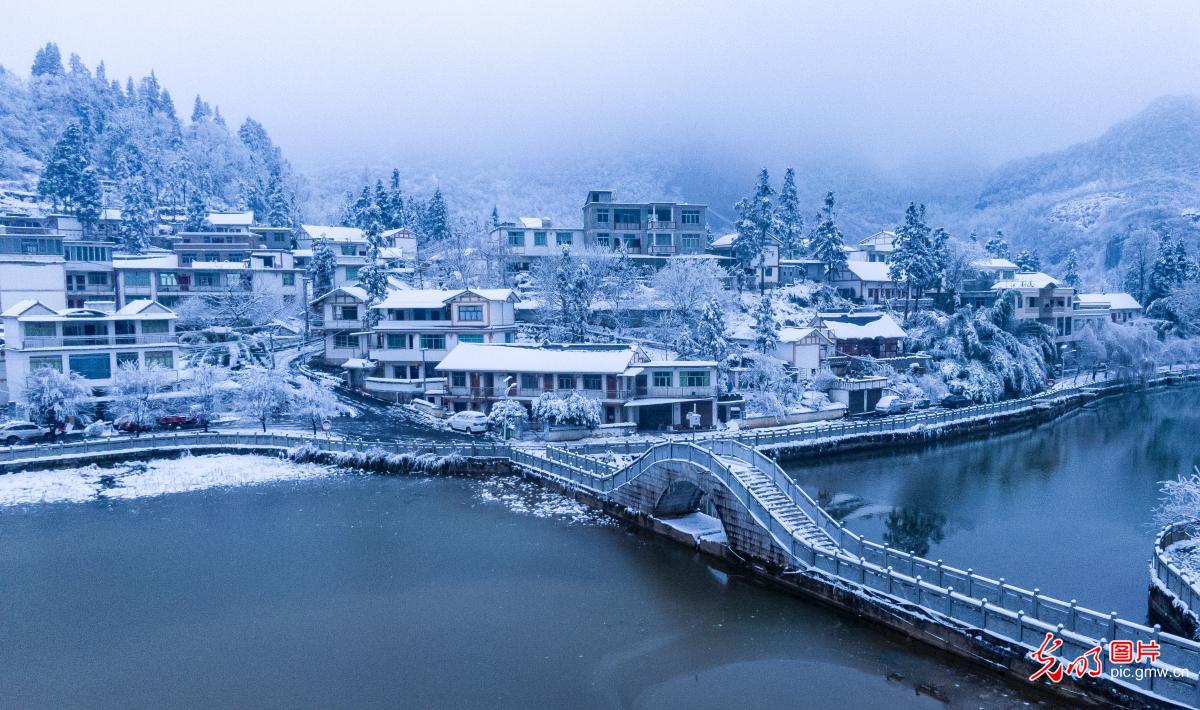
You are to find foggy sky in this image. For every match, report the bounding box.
[4,0,1200,171]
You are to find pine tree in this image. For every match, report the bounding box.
[1148,234,1197,302]
[38,123,91,212]
[308,237,338,295]
[490,206,501,231]
[358,202,390,325]
[423,188,449,244]
[1014,249,1040,272]
[387,170,406,229]
[691,299,729,362]
[751,295,779,354]
[732,168,776,292]
[184,190,208,232]
[777,167,804,259]
[31,42,64,77]
[74,168,102,236]
[984,231,1010,259]
[191,95,211,123]
[117,175,155,254]
[374,179,390,228]
[1063,249,1081,288]
[889,203,939,316]
[810,192,847,282]
[264,169,293,228]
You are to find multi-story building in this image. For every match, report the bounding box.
[113,250,304,308]
[310,285,369,366]
[582,190,707,257]
[991,272,1078,344]
[1,299,182,407]
[0,233,68,312]
[831,261,898,303]
[493,218,585,271]
[435,342,720,429]
[855,231,896,263]
[64,241,117,308]
[1076,292,1143,324]
[812,312,908,358]
[359,289,518,400]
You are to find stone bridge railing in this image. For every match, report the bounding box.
[1153,523,1200,637]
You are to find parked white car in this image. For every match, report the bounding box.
[447,410,489,434]
[874,395,913,416]
[0,421,49,444]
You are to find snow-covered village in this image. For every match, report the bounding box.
[5,3,1200,709]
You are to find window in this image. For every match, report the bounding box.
[68,353,111,380]
[504,332,515,343]
[556,232,573,246]
[86,272,109,285]
[457,334,484,344]
[765,267,774,277]
[681,234,701,249]
[452,372,466,387]
[419,334,446,350]
[594,208,610,224]
[386,333,408,349]
[158,272,177,287]
[557,374,575,390]
[388,309,406,321]
[533,231,547,246]
[335,305,358,321]
[680,371,710,387]
[654,233,672,246]
[520,374,539,390]
[457,305,483,321]
[595,233,610,247]
[333,333,357,349]
[116,352,139,368]
[654,207,672,222]
[145,351,173,368]
[614,208,640,225]
[681,209,701,225]
[582,375,602,390]
[195,273,217,287]
[344,266,359,281]
[28,356,62,372]
[1026,297,1036,308]
[508,231,526,247]
[24,322,55,338]
[653,371,673,387]
[340,245,358,256]
[141,320,168,334]
[124,272,150,287]
[282,273,295,286]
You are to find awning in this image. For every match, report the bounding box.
[624,397,711,408]
[622,367,645,377]
[341,358,376,369]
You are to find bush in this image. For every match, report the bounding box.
[532,392,602,429]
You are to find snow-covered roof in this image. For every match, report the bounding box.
[115,299,175,317]
[843,261,893,283]
[435,343,640,374]
[1077,292,1143,311]
[340,358,374,369]
[292,249,314,258]
[991,272,1062,290]
[311,285,369,305]
[207,211,254,226]
[817,312,907,340]
[778,327,827,343]
[973,257,1018,271]
[4,299,175,321]
[371,288,516,310]
[190,261,247,270]
[857,230,896,249]
[99,208,122,221]
[301,224,365,242]
[113,253,179,270]
[381,227,416,238]
[1,300,42,318]
[641,360,718,368]
[518,217,549,229]
[710,232,737,248]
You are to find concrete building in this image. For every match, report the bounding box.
[435,342,720,430]
[492,218,586,271]
[1,299,182,406]
[813,312,908,358]
[112,250,304,309]
[1076,292,1143,324]
[0,234,68,313]
[582,190,707,257]
[855,231,896,263]
[310,285,369,366]
[775,327,836,377]
[831,261,899,303]
[991,272,1078,344]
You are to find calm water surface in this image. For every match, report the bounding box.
[0,470,1036,708]
[786,386,1200,622]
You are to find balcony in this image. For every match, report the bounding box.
[364,377,447,395]
[20,333,178,349]
[647,221,676,230]
[613,222,642,231]
[66,284,117,295]
[646,244,676,256]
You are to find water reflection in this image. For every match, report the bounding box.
[883,508,947,557]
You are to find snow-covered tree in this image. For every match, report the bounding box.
[308,236,338,295]
[1155,469,1200,542]
[532,391,602,429]
[733,168,776,292]
[117,173,154,254]
[422,188,450,244]
[110,362,171,434]
[487,398,529,437]
[38,123,99,221]
[386,169,406,229]
[489,206,501,231]
[691,299,730,362]
[188,362,230,431]
[233,367,292,432]
[21,367,91,428]
[810,192,847,282]
[292,377,341,435]
[1148,234,1197,303]
[1062,249,1081,288]
[1014,249,1040,272]
[534,247,597,342]
[1124,234,1154,305]
[737,354,799,419]
[650,256,728,351]
[31,42,64,77]
[358,206,391,327]
[776,167,804,259]
[889,202,940,316]
[984,232,1010,259]
[751,295,779,354]
[601,244,642,334]
[184,189,208,232]
[1074,323,1106,380]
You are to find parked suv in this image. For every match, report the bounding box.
[874,395,913,416]
[447,410,489,434]
[0,421,49,444]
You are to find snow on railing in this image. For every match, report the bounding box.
[1154,523,1200,636]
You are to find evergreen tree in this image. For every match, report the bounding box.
[374,179,390,228]
[423,188,449,243]
[889,202,940,316]
[138,71,161,114]
[387,169,406,229]
[1014,249,1040,272]
[490,206,501,231]
[31,42,64,77]
[38,123,91,212]
[74,168,102,236]
[358,203,390,325]
[539,247,594,342]
[184,189,208,232]
[1123,238,1153,305]
[692,299,730,362]
[1149,234,1197,302]
[776,167,804,259]
[191,95,211,123]
[342,186,372,228]
[732,168,776,292]
[308,237,338,295]
[264,169,293,228]
[117,174,155,254]
[984,231,1010,259]
[751,295,779,354]
[1063,249,1081,288]
[810,192,847,282]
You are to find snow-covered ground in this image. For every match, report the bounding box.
[0,454,334,507]
[472,476,615,526]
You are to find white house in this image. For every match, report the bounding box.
[1076,292,1143,324]
[831,261,899,303]
[775,327,836,377]
[310,285,369,366]
[1,299,182,406]
[991,272,1078,344]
